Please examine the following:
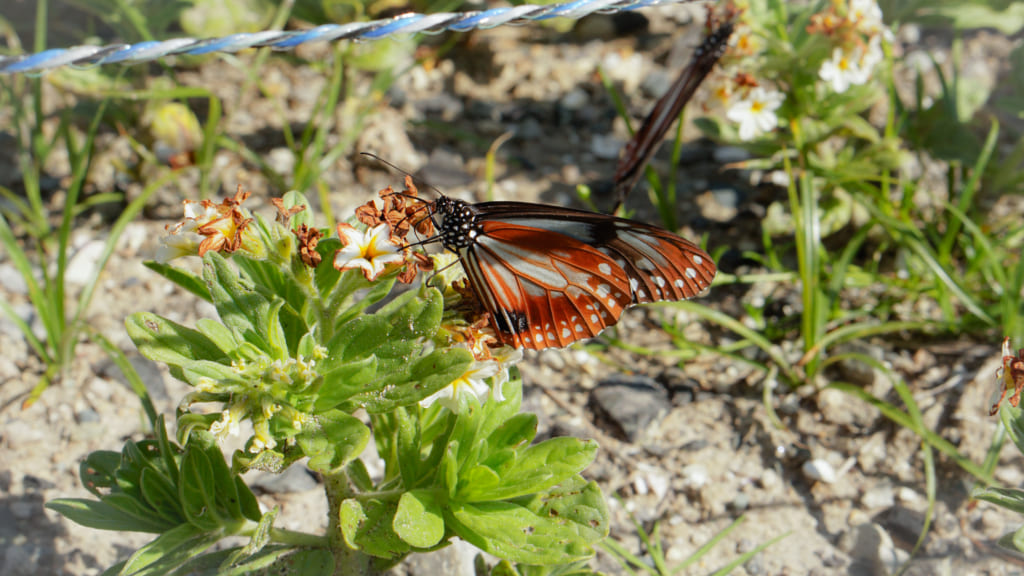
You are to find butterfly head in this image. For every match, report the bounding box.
[431,196,480,251]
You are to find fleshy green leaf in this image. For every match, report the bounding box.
[45,498,170,533]
[143,260,212,303]
[394,490,445,548]
[516,476,609,544]
[313,356,378,412]
[119,522,224,576]
[126,313,227,380]
[297,410,371,474]
[972,485,1024,515]
[204,252,274,352]
[458,438,597,502]
[339,497,410,559]
[179,441,222,531]
[361,348,474,414]
[448,500,595,565]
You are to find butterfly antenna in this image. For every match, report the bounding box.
[359,152,446,199]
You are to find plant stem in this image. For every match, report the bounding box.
[324,470,374,575]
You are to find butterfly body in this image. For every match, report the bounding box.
[429,197,716,349]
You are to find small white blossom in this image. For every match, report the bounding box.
[490,346,524,402]
[210,404,245,440]
[334,223,405,281]
[726,87,785,141]
[420,359,500,413]
[819,46,870,93]
[849,0,885,34]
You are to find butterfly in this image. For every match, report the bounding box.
[419,196,716,350]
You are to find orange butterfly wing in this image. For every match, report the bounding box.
[465,222,633,349]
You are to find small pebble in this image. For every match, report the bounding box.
[803,459,837,484]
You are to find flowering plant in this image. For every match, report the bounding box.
[701,0,901,239]
[47,182,608,575]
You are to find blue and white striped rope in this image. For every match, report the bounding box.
[0,0,699,75]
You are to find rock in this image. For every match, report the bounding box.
[844,522,908,576]
[559,88,589,112]
[589,375,670,442]
[679,464,708,491]
[0,264,28,295]
[803,459,837,484]
[94,354,169,402]
[515,117,543,141]
[65,239,106,286]
[713,145,751,164]
[640,69,672,99]
[861,482,895,509]
[248,465,319,494]
[590,133,622,160]
[404,537,477,576]
[417,148,474,189]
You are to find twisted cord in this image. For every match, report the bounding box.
[0,0,698,75]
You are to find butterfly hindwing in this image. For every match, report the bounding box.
[468,221,632,349]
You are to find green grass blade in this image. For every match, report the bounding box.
[90,331,158,428]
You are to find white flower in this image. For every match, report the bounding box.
[726,87,785,141]
[420,359,500,413]
[490,346,523,402]
[819,46,870,94]
[849,0,885,34]
[859,35,885,75]
[333,223,406,281]
[210,404,244,440]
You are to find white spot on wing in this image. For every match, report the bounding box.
[693,255,703,265]
[561,328,571,338]
[598,263,612,275]
[675,279,685,288]
[590,314,598,323]
[638,290,647,299]
[596,284,611,298]
[655,276,666,287]
[574,324,584,332]
[547,331,556,341]
[686,268,697,279]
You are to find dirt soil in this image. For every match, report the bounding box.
[1,4,1022,575]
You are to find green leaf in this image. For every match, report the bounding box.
[195,318,241,354]
[119,523,223,576]
[236,476,262,523]
[313,356,378,412]
[486,412,538,454]
[449,500,595,565]
[458,438,598,502]
[972,485,1024,515]
[45,498,169,533]
[126,313,227,380]
[139,468,186,526]
[394,490,445,548]
[80,451,122,495]
[179,441,222,531]
[324,315,389,363]
[361,348,474,413]
[314,237,343,296]
[339,498,411,559]
[143,261,212,302]
[214,547,335,576]
[203,252,273,352]
[517,476,609,544]
[221,507,278,568]
[297,410,371,474]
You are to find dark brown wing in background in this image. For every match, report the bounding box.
[612,19,734,210]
